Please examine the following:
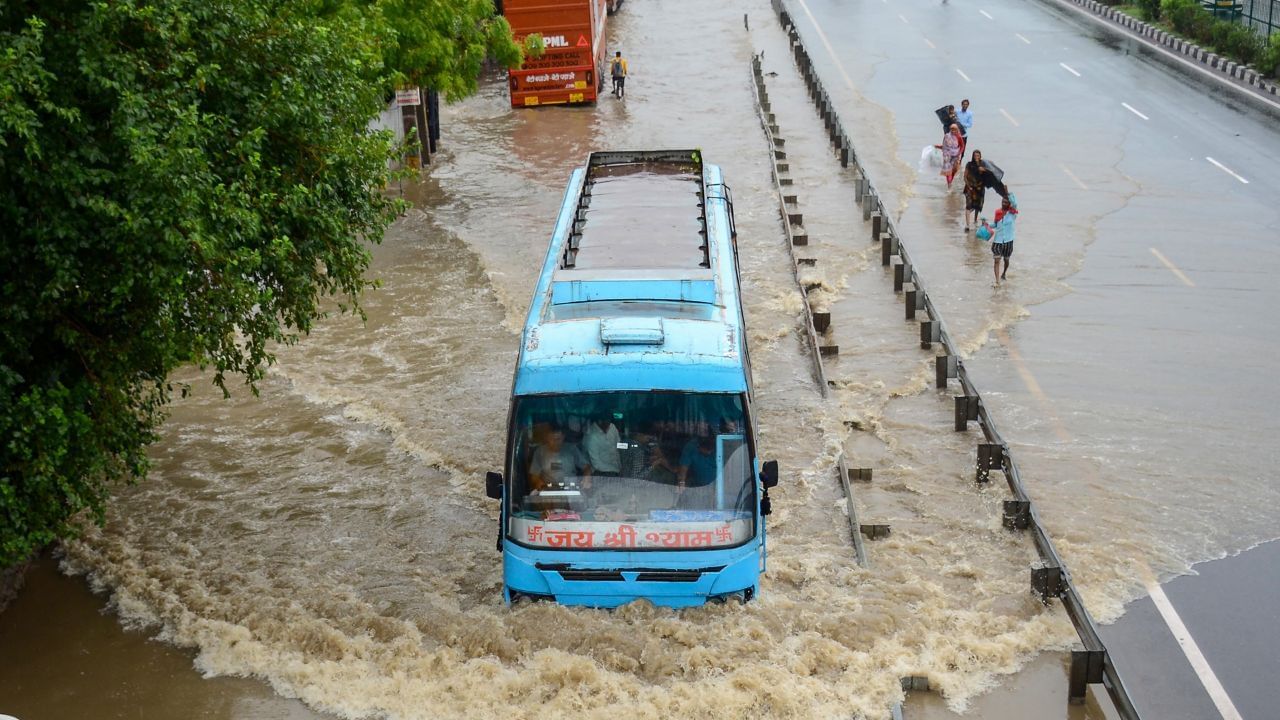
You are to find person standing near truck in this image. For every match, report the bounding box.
[610,51,628,98]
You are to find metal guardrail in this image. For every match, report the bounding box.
[766,1,1142,716]
[746,57,831,399]
[749,56,868,568]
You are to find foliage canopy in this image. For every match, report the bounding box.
[0,0,520,566]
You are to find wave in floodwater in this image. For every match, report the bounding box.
[47,1,1280,719]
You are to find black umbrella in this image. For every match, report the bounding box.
[935,106,952,132]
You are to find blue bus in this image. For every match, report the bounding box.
[485,149,779,608]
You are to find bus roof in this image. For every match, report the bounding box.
[515,150,746,396]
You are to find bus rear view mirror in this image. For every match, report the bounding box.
[761,460,779,489]
[486,471,504,500]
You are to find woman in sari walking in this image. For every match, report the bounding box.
[936,124,963,188]
[963,150,1006,231]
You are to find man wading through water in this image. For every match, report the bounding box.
[991,194,1019,285]
[611,51,628,98]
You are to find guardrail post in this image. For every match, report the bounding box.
[860,524,891,539]
[921,319,941,349]
[1031,562,1065,603]
[893,260,910,292]
[848,468,872,482]
[863,190,875,221]
[881,232,895,266]
[812,311,831,333]
[1002,500,1031,530]
[935,355,954,389]
[1069,649,1105,705]
[904,284,917,320]
[854,175,866,202]
[954,395,978,431]
[976,442,1003,482]
[870,212,882,242]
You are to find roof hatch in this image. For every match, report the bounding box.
[600,317,665,346]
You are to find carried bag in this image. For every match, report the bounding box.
[919,145,943,170]
[975,220,992,241]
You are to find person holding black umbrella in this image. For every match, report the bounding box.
[936,104,967,157]
[963,150,1007,231]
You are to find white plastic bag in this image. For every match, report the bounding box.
[918,145,942,171]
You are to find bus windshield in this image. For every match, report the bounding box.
[507,392,756,551]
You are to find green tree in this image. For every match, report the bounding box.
[374,0,523,100]
[0,0,519,566]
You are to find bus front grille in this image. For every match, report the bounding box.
[537,563,727,583]
[634,570,708,582]
[556,569,626,581]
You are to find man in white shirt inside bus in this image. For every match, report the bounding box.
[582,415,622,477]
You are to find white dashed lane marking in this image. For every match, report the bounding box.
[1206,156,1249,184]
[1122,102,1150,120]
[1061,165,1089,190]
[1150,248,1195,287]
[1060,62,1082,76]
[956,68,971,82]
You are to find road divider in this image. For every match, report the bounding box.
[751,54,870,568]
[767,1,1142,716]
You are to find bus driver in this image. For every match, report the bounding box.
[529,423,593,491]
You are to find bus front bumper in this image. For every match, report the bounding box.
[503,545,761,608]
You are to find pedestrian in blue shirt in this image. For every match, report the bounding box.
[991,194,1018,284]
[956,99,973,137]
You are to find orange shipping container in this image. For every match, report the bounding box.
[504,0,609,107]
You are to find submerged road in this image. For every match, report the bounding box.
[787,0,1280,716]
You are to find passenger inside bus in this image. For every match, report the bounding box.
[581,415,621,477]
[509,392,755,523]
[676,434,719,508]
[528,422,593,491]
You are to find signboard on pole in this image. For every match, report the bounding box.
[395,88,421,107]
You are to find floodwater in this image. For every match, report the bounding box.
[4,0,1276,718]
